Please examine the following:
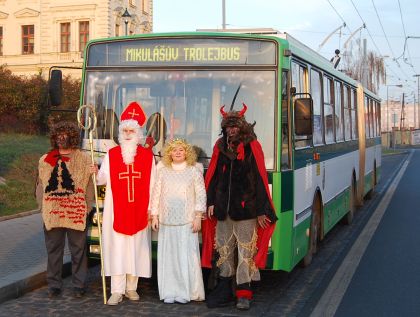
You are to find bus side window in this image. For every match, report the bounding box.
[281,71,291,170]
[291,61,310,148]
[323,76,335,144]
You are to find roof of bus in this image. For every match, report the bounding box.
[87,29,380,101]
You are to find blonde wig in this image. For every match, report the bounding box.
[161,138,197,167]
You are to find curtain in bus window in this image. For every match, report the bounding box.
[323,76,335,144]
[291,62,306,93]
[343,86,351,141]
[365,96,370,138]
[351,89,358,139]
[376,101,381,135]
[371,99,376,137]
[310,69,323,145]
[335,81,343,141]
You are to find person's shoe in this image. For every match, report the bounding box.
[206,277,234,308]
[48,287,61,298]
[125,290,140,301]
[236,297,250,310]
[107,293,123,306]
[163,297,175,304]
[175,297,188,304]
[73,287,86,298]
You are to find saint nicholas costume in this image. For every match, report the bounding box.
[96,102,156,297]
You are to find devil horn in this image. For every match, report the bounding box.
[239,103,248,117]
[220,105,227,118]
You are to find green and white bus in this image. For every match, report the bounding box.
[51,29,381,272]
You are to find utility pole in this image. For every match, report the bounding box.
[413,92,417,129]
[400,93,405,131]
[414,75,420,130]
[386,84,403,132]
[222,0,226,29]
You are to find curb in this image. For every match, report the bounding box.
[0,209,40,222]
[0,261,71,305]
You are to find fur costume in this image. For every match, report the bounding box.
[202,104,277,269]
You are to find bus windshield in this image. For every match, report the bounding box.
[83,69,276,169]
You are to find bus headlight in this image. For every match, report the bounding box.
[91,211,103,225]
[89,245,101,255]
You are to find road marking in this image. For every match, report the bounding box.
[310,151,412,317]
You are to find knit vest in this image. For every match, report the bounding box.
[39,149,92,231]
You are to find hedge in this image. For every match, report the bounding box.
[0,65,81,134]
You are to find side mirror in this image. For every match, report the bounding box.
[49,70,63,107]
[294,97,313,136]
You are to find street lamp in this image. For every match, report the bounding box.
[122,8,131,36]
[386,84,403,132]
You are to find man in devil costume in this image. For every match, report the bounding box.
[202,103,277,310]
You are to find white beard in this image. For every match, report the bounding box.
[120,138,138,165]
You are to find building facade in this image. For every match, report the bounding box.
[0,0,153,77]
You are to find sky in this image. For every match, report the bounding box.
[153,0,420,102]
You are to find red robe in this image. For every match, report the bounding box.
[109,145,153,235]
[201,139,276,269]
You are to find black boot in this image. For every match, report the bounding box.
[206,277,234,308]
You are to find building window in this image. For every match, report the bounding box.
[22,25,34,55]
[142,0,148,13]
[115,24,120,37]
[0,26,3,56]
[79,21,89,53]
[60,23,70,53]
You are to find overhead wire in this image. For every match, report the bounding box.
[326,0,353,35]
[371,0,396,58]
[349,0,413,90]
[396,0,415,71]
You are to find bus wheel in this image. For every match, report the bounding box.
[342,181,356,225]
[302,196,321,267]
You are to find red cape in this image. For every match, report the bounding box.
[201,139,276,269]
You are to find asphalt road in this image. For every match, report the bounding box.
[333,149,420,317]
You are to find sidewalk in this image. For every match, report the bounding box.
[0,212,70,304]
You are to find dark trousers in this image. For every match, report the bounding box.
[43,226,88,290]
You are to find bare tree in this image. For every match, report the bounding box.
[341,39,386,93]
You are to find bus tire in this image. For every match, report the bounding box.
[342,180,356,225]
[302,195,321,267]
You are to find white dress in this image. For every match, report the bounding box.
[96,151,156,277]
[150,161,206,302]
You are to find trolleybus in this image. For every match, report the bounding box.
[50,29,381,271]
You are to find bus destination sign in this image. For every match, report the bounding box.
[87,38,277,67]
[124,45,242,63]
